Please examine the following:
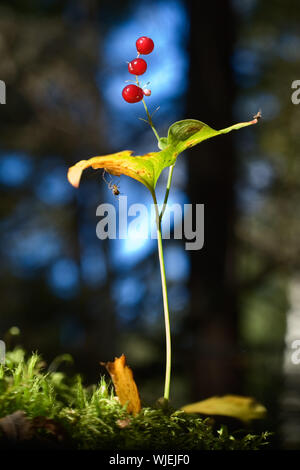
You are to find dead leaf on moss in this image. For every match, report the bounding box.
[101,354,141,415]
[182,394,267,423]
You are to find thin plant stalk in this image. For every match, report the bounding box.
[141,98,160,143]
[135,75,160,143]
[151,189,172,401]
[137,80,174,400]
[159,164,175,222]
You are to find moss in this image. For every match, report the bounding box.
[0,349,271,450]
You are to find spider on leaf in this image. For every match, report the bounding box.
[102,169,121,197]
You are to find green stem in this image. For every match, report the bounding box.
[135,75,160,143]
[151,189,172,401]
[159,164,175,222]
[141,98,160,143]
[135,70,172,399]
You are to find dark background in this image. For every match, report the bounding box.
[1,0,300,449]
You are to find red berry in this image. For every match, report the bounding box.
[143,88,151,96]
[136,36,154,55]
[128,58,147,75]
[122,84,144,103]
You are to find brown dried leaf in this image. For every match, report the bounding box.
[101,354,141,415]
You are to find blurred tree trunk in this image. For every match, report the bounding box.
[185,0,239,399]
[0,1,118,381]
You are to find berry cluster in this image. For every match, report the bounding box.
[122,36,154,104]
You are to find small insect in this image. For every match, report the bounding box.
[102,170,121,197]
[253,110,262,120]
[110,183,120,196]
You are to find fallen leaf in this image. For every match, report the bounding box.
[101,354,141,415]
[181,394,267,423]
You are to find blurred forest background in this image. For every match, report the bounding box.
[0,0,300,449]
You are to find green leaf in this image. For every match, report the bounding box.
[181,394,267,423]
[68,117,259,192]
[167,118,258,155]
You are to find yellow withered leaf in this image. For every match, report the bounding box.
[67,149,173,192]
[101,354,141,415]
[182,395,267,423]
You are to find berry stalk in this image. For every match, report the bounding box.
[135,74,160,143]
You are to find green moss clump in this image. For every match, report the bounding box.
[0,349,271,450]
